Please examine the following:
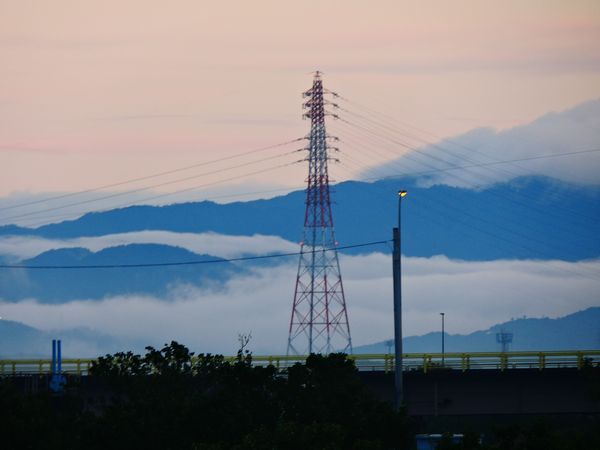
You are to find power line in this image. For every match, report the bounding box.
[0,138,303,213]
[333,161,600,281]
[6,99,596,228]
[340,94,589,178]
[339,104,592,191]
[337,145,594,262]
[337,133,600,183]
[0,239,392,269]
[52,160,298,221]
[17,185,307,229]
[335,97,600,222]
[8,143,598,229]
[0,153,302,224]
[331,116,598,230]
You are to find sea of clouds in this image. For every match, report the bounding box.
[0,231,298,262]
[1,238,598,356]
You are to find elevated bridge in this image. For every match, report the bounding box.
[1,350,599,421]
[1,349,598,376]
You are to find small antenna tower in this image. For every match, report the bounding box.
[496,328,513,353]
[286,71,352,355]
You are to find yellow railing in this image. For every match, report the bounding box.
[1,350,598,376]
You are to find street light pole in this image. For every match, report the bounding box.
[440,312,445,366]
[393,190,407,411]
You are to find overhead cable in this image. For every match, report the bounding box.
[0,239,392,269]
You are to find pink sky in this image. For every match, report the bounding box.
[1,0,600,200]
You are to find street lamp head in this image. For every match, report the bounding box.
[398,190,408,198]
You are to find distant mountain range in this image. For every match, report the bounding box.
[1,175,598,262]
[354,307,600,354]
[1,175,598,302]
[2,307,597,359]
[0,319,142,358]
[0,243,241,302]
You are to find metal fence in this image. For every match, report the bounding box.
[1,350,598,376]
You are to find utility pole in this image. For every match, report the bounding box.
[440,312,445,366]
[393,190,407,410]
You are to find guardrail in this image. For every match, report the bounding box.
[1,350,598,376]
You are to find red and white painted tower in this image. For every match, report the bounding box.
[287,72,352,355]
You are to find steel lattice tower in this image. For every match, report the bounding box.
[287,72,352,355]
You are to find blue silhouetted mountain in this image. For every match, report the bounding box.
[0,320,45,357]
[0,244,242,302]
[0,224,29,236]
[354,307,600,354]
[0,319,142,358]
[0,175,598,261]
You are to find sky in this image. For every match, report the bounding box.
[1,0,600,202]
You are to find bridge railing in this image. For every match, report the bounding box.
[1,350,598,376]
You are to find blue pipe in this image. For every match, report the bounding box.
[57,340,62,374]
[51,339,56,375]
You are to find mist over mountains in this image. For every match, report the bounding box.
[0,244,240,302]
[0,319,133,358]
[2,175,599,261]
[0,100,599,355]
[0,175,598,303]
[1,307,597,358]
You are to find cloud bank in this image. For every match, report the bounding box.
[0,231,298,262]
[1,254,598,356]
[364,99,600,187]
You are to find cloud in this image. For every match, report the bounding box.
[363,99,600,187]
[0,231,298,261]
[1,254,598,356]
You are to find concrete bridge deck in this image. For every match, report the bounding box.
[360,367,600,416]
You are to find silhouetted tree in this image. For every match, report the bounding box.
[7,342,598,449]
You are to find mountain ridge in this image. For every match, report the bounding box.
[354,307,600,354]
[0,243,242,302]
[1,307,597,358]
[1,175,598,262]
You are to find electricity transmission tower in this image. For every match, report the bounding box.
[496,329,513,353]
[286,72,352,355]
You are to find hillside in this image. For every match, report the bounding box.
[0,243,242,302]
[0,319,132,358]
[1,307,597,359]
[1,175,599,261]
[354,307,600,353]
